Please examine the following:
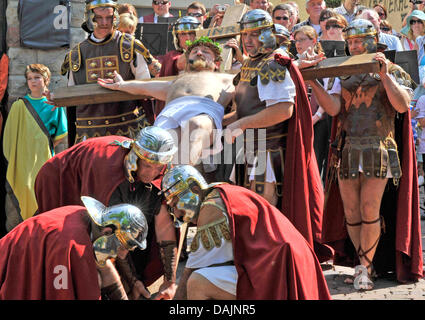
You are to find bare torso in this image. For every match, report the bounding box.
[166,71,235,107]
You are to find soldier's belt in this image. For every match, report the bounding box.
[76,110,145,128]
[339,135,401,180]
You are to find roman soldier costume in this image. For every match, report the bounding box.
[61,0,161,144]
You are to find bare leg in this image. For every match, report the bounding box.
[179,115,215,166]
[337,176,362,252]
[187,272,236,300]
[358,175,387,275]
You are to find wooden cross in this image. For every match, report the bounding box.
[196,4,248,72]
[52,54,380,106]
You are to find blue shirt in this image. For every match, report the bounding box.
[378,32,403,51]
[25,94,68,141]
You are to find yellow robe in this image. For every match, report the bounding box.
[3,99,53,220]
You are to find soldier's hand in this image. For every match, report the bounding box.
[154,280,177,300]
[374,52,389,77]
[131,280,151,300]
[43,90,60,110]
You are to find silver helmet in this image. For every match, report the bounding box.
[172,16,202,51]
[83,0,119,33]
[344,18,378,54]
[123,126,177,183]
[239,9,276,55]
[81,196,148,266]
[160,165,209,225]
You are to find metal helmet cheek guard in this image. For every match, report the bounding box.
[172,16,201,51]
[160,165,209,224]
[83,0,119,32]
[239,9,276,55]
[122,126,177,183]
[81,196,148,266]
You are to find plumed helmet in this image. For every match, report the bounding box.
[160,165,208,225]
[344,19,378,53]
[123,126,177,183]
[172,16,202,51]
[344,18,377,40]
[83,0,119,32]
[81,196,148,265]
[239,9,276,54]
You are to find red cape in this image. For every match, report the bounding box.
[215,184,331,300]
[274,54,333,262]
[0,205,100,299]
[322,107,423,282]
[34,135,163,286]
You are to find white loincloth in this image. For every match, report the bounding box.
[186,212,237,296]
[154,96,224,131]
[154,96,225,157]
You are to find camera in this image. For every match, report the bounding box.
[217,5,227,12]
[410,0,423,5]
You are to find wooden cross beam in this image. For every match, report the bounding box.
[52,54,380,107]
[196,4,248,72]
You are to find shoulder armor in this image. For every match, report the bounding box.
[134,38,153,65]
[61,44,81,75]
[258,57,287,85]
[388,63,417,90]
[120,32,135,63]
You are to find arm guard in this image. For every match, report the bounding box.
[159,240,177,282]
[101,281,128,300]
[114,254,139,293]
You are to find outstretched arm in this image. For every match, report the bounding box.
[98,71,173,101]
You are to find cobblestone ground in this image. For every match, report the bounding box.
[150,189,425,300]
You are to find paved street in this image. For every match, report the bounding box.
[149,190,425,300]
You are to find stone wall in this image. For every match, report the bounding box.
[5,0,87,111]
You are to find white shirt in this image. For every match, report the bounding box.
[257,71,296,107]
[138,12,171,23]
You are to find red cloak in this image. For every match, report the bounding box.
[0,206,100,300]
[215,184,331,300]
[322,104,423,282]
[274,54,333,262]
[34,135,163,286]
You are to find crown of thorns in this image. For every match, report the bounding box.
[185,36,223,61]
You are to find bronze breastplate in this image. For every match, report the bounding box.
[340,74,395,138]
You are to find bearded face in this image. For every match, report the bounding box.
[186,45,219,72]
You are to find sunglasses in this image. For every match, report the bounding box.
[275,16,289,21]
[152,0,169,5]
[188,12,203,17]
[319,16,331,22]
[325,24,343,30]
[410,19,424,25]
[380,27,391,32]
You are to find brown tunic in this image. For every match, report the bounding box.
[338,70,404,180]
